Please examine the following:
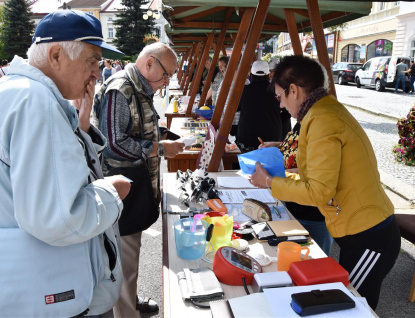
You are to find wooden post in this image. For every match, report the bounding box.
[188,40,207,97]
[199,8,233,107]
[210,8,254,129]
[180,44,195,89]
[186,33,214,115]
[208,0,271,172]
[306,0,336,97]
[284,9,303,56]
[183,42,201,95]
[221,44,227,56]
[177,48,189,82]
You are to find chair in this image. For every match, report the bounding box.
[395,213,415,302]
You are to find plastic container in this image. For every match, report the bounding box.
[174,219,209,260]
[288,257,350,287]
[195,106,215,120]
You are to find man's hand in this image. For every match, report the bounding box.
[259,141,281,149]
[105,175,131,200]
[160,140,185,158]
[72,79,96,133]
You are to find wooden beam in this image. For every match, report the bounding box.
[177,50,187,82]
[181,43,198,90]
[187,40,206,96]
[284,9,303,56]
[173,35,234,43]
[179,44,195,88]
[221,44,227,56]
[187,33,215,115]
[210,7,254,129]
[181,6,227,22]
[298,11,352,30]
[307,0,336,97]
[174,21,284,32]
[208,0,271,172]
[170,6,199,17]
[199,7,233,107]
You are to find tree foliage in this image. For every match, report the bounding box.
[113,0,159,57]
[0,0,35,60]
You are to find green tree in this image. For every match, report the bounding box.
[0,0,35,61]
[113,0,159,57]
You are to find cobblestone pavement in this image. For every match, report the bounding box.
[335,83,415,201]
[335,82,414,120]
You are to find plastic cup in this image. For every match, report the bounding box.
[174,219,208,260]
[277,241,310,271]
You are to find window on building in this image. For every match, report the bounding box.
[379,2,386,10]
[410,39,415,60]
[108,27,114,38]
[341,44,361,63]
[394,2,400,6]
[366,39,393,60]
[108,16,113,22]
[88,11,94,15]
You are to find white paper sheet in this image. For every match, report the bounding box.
[217,177,256,189]
[226,203,291,223]
[228,292,275,318]
[176,136,197,147]
[263,282,374,318]
[217,189,276,204]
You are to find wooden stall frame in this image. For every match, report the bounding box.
[187,33,214,114]
[187,39,207,96]
[284,9,303,56]
[198,8,233,107]
[208,0,271,172]
[179,43,195,89]
[210,8,255,129]
[183,42,202,95]
[177,48,189,82]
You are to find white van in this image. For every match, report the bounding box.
[355,56,411,92]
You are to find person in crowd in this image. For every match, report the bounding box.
[115,60,123,72]
[207,56,229,106]
[259,123,333,255]
[0,10,131,318]
[0,59,9,77]
[102,58,116,83]
[395,58,408,93]
[269,58,291,137]
[199,56,218,95]
[93,42,185,318]
[251,55,401,310]
[236,60,283,151]
[405,59,415,94]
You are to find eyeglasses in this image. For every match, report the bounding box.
[151,55,172,81]
[275,88,286,101]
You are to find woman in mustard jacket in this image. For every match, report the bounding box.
[251,55,400,310]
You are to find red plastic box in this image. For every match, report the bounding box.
[288,257,350,287]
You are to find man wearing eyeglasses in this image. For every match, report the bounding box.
[93,42,184,318]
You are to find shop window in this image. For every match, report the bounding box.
[410,39,415,60]
[379,2,386,10]
[367,40,393,60]
[341,44,360,62]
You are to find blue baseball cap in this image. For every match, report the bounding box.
[32,10,124,60]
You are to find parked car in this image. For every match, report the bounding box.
[355,56,411,92]
[332,62,363,85]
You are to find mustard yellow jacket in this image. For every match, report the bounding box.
[271,95,394,238]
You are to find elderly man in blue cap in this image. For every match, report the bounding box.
[0,10,131,318]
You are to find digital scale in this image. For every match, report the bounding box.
[213,246,262,285]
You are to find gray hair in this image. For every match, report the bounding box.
[27,41,86,67]
[137,42,177,61]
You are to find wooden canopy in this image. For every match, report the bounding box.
[162,1,373,172]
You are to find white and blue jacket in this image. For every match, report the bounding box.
[0,56,124,316]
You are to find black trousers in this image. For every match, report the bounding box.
[334,215,401,310]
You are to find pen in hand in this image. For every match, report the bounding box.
[258,137,265,146]
[272,205,281,219]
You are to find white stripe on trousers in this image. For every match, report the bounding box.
[349,249,381,290]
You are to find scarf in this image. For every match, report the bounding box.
[297,87,329,122]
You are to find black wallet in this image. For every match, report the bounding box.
[290,289,355,316]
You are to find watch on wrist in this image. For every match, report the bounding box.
[157,142,165,157]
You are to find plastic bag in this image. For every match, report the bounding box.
[238,147,286,177]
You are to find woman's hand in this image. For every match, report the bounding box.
[73,79,96,133]
[250,162,272,188]
[258,141,281,149]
